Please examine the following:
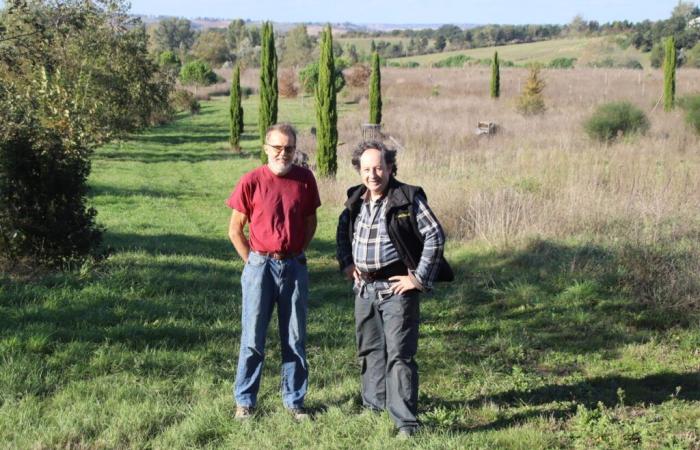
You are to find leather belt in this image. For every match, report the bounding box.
[254,250,299,260]
[358,261,407,282]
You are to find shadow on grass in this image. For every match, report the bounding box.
[422,370,700,433]
[423,239,691,366]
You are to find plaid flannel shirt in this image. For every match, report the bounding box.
[347,192,445,298]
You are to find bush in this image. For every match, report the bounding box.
[678,94,700,134]
[170,89,200,114]
[432,54,472,68]
[345,63,371,88]
[621,59,643,70]
[516,65,546,116]
[278,68,298,98]
[548,57,576,69]
[402,61,420,68]
[583,101,649,142]
[0,121,102,267]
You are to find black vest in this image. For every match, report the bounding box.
[343,178,454,283]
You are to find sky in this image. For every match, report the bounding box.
[125,0,689,25]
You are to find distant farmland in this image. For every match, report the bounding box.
[336,36,411,54]
[389,36,651,68]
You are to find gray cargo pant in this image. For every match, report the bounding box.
[355,284,420,431]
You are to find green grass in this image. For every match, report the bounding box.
[390,37,650,68]
[1,97,699,449]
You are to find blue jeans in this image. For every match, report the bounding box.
[234,251,309,409]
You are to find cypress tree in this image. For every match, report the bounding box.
[369,51,382,125]
[490,51,500,98]
[229,64,244,151]
[315,24,338,177]
[663,36,676,112]
[259,21,278,163]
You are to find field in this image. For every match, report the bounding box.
[390,37,651,68]
[1,65,700,449]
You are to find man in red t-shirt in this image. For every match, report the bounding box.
[226,123,321,421]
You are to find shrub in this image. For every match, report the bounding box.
[402,61,420,68]
[170,89,200,114]
[345,63,371,88]
[678,94,700,134]
[583,101,649,142]
[0,121,102,267]
[432,54,471,68]
[548,57,576,69]
[621,59,643,70]
[516,64,546,116]
[278,68,298,98]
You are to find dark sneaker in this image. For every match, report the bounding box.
[288,407,311,421]
[234,406,254,420]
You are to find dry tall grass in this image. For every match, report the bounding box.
[321,67,700,251]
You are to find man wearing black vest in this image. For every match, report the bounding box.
[336,140,453,439]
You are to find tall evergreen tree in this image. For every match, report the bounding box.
[490,51,500,98]
[663,36,676,112]
[315,25,338,177]
[259,21,278,162]
[229,64,244,151]
[369,52,382,125]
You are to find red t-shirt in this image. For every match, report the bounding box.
[226,165,321,254]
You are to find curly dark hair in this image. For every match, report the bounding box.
[350,140,397,176]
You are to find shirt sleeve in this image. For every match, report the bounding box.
[226,174,253,215]
[411,194,445,291]
[305,171,321,216]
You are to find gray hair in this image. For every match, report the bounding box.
[351,140,397,176]
[265,123,297,144]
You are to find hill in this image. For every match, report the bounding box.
[390,36,651,68]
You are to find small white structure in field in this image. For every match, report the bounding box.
[475,121,497,136]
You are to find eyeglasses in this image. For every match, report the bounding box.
[266,143,296,154]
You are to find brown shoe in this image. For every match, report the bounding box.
[235,406,254,420]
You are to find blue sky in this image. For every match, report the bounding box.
[126,0,687,25]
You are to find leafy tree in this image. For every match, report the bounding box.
[369,52,382,125]
[227,19,248,51]
[179,60,217,95]
[347,44,359,64]
[684,41,700,67]
[490,51,500,98]
[434,35,447,51]
[259,21,278,162]
[664,36,676,111]
[154,17,195,53]
[229,64,244,151]
[281,24,313,67]
[299,60,346,94]
[192,29,230,66]
[516,64,546,115]
[0,0,171,267]
[315,24,338,177]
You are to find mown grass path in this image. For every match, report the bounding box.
[1,97,699,449]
